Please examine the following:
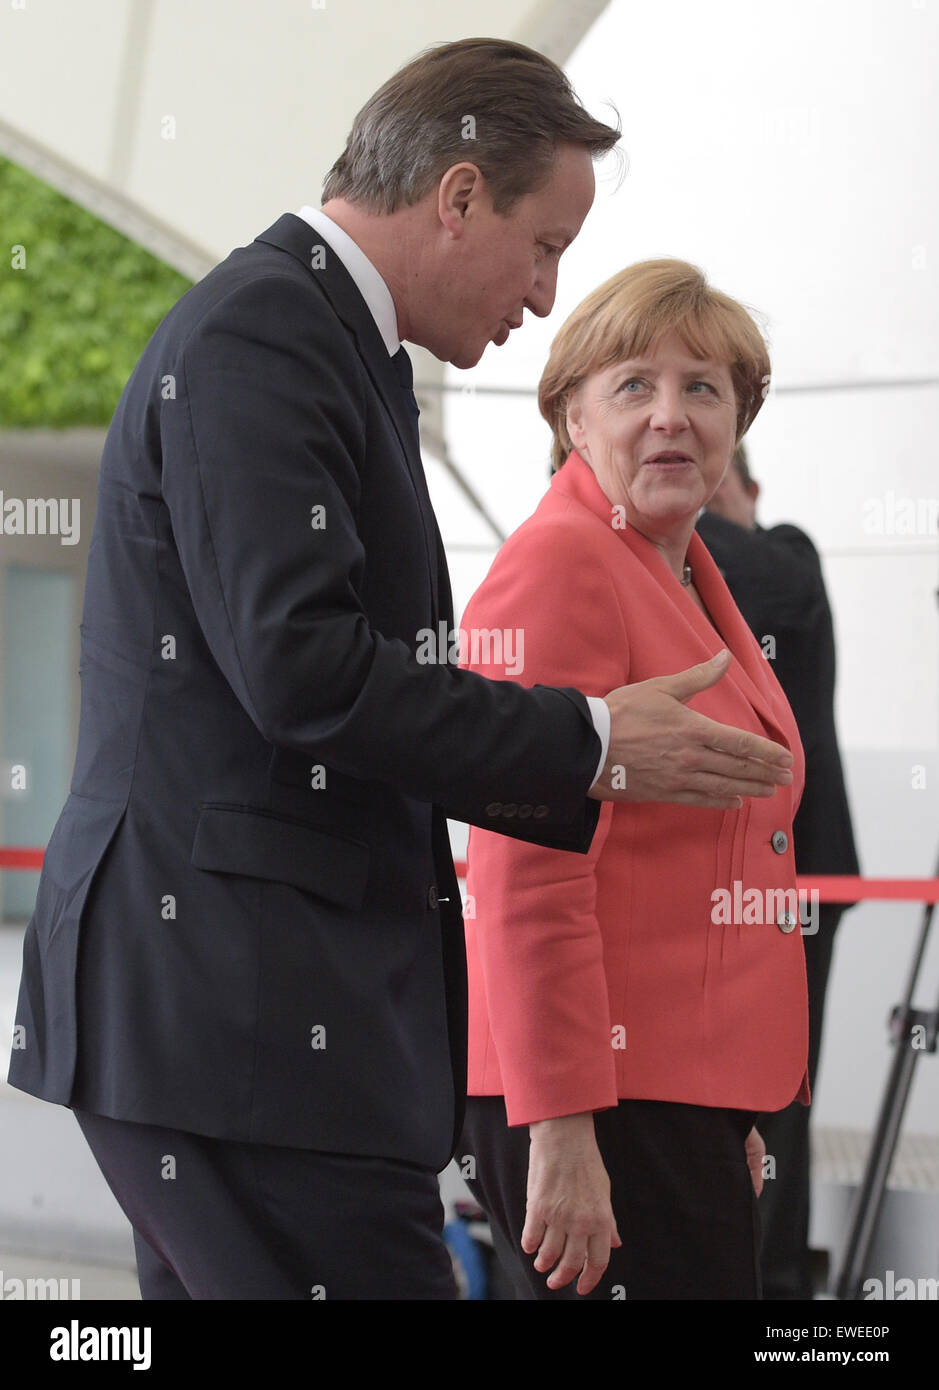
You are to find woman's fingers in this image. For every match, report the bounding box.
[745,1125,766,1197]
[524,1117,618,1292]
[529,1227,618,1295]
[531,1223,566,1275]
[541,1231,586,1288]
[520,1212,546,1256]
[578,1232,617,1295]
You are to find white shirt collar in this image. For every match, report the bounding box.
[296,205,400,357]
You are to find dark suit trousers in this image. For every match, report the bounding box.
[73,1108,457,1299]
[460,1096,760,1300]
[757,903,845,1299]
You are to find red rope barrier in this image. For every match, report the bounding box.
[453,864,939,904]
[796,876,939,903]
[3,849,938,904]
[0,847,45,870]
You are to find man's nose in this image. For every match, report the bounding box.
[526,263,558,319]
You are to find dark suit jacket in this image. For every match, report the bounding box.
[695,511,859,887]
[8,213,601,1170]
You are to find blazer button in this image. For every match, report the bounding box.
[427,885,439,910]
[502,803,518,818]
[533,805,549,819]
[518,804,533,818]
[485,802,502,817]
[771,830,789,854]
[777,909,797,933]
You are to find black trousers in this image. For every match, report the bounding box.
[73,1108,457,1300]
[459,1096,760,1300]
[757,904,845,1299]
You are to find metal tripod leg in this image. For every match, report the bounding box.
[833,870,938,1301]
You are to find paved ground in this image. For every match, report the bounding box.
[0,1078,138,1273]
[0,1246,139,1299]
[1,923,139,1297]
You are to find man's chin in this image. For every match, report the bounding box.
[449,343,487,370]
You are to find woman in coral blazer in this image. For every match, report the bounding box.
[458,260,809,1301]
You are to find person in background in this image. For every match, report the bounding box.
[697,444,860,1300]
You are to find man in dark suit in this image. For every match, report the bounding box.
[7,40,795,1299]
[697,444,860,1300]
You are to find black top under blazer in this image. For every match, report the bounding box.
[8,214,602,1169]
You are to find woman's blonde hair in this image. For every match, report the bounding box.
[538,259,771,473]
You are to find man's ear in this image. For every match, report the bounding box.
[436,163,485,237]
[748,480,761,503]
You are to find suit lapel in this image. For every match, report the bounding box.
[684,531,792,744]
[253,214,443,626]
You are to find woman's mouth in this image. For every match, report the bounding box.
[643,451,694,469]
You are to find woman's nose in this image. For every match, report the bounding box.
[649,386,690,433]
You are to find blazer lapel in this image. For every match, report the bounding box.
[619,523,792,745]
[553,452,792,745]
[253,214,442,626]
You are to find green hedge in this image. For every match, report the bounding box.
[0,156,193,427]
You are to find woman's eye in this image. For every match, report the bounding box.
[618,378,646,393]
[689,380,715,394]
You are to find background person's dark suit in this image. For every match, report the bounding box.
[7,213,603,1297]
[695,508,860,1300]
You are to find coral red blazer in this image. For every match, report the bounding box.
[460,450,810,1125]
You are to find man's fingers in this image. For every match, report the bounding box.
[686,762,788,796]
[601,763,790,806]
[658,649,731,704]
[654,664,794,770]
[641,790,743,809]
[696,716,794,771]
[662,737,792,788]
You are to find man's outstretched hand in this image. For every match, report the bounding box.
[591,650,794,809]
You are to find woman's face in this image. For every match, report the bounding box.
[566,329,738,536]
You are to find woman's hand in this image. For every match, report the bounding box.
[522,1112,621,1295]
[745,1125,766,1197]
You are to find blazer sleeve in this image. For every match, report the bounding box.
[461,516,629,1123]
[158,272,601,851]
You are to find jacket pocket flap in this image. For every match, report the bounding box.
[191,804,369,910]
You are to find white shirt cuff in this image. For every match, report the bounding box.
[585,696,611,788]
